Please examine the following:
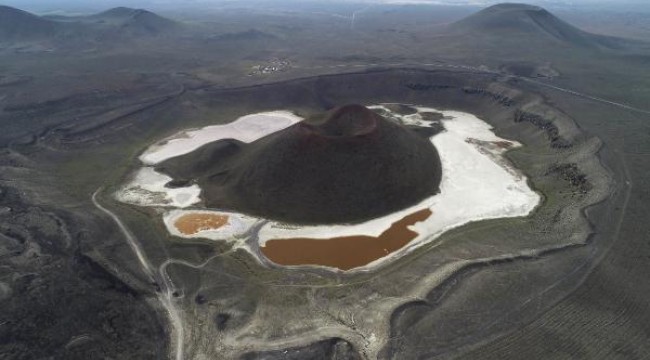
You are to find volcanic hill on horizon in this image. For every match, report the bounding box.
[86,7,178,36]
[157,104,443,224]
[0,5,177,43]
[449,3,625,49]
[0,5,64,41]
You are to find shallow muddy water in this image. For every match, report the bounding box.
[261,209,432,270]
[174,213,229,235]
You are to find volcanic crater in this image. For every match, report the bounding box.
[156,104,443,224]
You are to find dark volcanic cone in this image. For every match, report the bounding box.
[158,104,442,224]
[449,3,625,49]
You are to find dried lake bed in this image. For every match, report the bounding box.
[115,104,540,271]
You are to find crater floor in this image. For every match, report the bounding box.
[117,104,540,271]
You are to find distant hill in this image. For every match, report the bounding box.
[449,3,623,49]
[0,5,177,43]
[90,7,177,36]
[0,5,61,40]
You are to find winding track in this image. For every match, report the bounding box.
[92,190,185,360]
[293,61,650,115]
[519,77,650,115]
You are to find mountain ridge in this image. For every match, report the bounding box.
[0,5,177,42]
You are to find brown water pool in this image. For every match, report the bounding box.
[174,213,229,235]
[261,208,432,271]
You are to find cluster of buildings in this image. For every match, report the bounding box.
[248,58,292,76]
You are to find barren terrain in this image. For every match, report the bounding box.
[1,2,649,360]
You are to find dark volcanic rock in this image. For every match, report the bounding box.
[214,313,231,330]
[419,112,445,122]
[407,124,444,138]
[158,104,442,224]
[515,110,572,149]
[0,187,167,359]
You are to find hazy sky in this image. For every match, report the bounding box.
[4,0,649,14]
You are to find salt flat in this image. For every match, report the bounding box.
[117,111,303,208]
[139,111,303,165]
[115,166,201,208]
[117,105,540,271]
